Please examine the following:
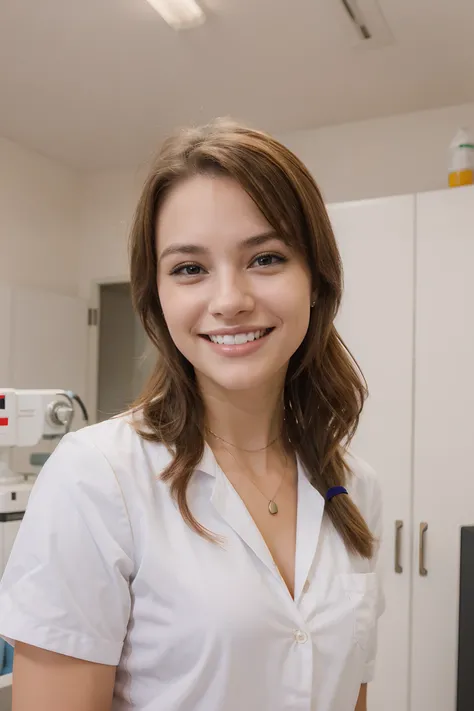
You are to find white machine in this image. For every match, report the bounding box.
[0,389,88,575]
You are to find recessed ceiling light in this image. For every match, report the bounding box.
[144,0,206,30]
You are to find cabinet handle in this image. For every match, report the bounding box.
[419,522,428,576]
[395,520,403,573]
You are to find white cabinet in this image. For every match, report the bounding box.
[329,197,415,711]
[410,187,474,711]
[331,187,474,711]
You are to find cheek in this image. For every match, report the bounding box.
[285,299,311,340]
[158,284,199,345]
[277,280,312,345]
[275,270,311,319]
[157,282,180,336]
[157,284,175,327]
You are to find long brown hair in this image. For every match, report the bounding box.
[129,119,374,559]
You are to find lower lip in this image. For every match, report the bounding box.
[201,331,272,357]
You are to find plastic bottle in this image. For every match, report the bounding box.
[448,128,474,188]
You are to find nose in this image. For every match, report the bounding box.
[208,271,254,318]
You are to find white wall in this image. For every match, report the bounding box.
[3,101,474,299]
[77,101,474,292]
[0,137,82,296]
[77,168,147,299]
[281,101,474,204]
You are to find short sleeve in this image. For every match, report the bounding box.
[0,432,134,665]
[362,472,385,683]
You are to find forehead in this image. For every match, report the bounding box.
[156,174,272,248]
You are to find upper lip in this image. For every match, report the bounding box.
[200,326,273,336]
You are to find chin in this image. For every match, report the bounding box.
[196,362,288,395]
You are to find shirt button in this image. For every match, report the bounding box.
[294,629,308,644]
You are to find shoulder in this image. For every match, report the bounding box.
[71,412,144,454]
[70,412,173,474]
[36,413,174,510]
[344,450,383,533]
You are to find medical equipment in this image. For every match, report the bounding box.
[0,389,88,575]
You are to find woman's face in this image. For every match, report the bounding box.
[156,174,312,394]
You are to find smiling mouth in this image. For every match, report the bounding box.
[200,328,274,345]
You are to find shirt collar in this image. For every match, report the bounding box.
[199,442,325,603]
[196,442,220,478]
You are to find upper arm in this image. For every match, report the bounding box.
[354,684,367,711]
[0,433,133,666]
[13,643,116,711]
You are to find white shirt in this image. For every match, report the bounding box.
[0,415,384,711]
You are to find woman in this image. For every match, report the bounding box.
[0,120,384,711]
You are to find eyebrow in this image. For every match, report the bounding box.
[158,230,287,263]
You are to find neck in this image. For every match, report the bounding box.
[199,377,285,453]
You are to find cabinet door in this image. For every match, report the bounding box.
[411,186,474,711]
[329,196,414,711]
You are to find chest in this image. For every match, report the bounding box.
[113,449,380,710]
[222,468,298,597]
[128,503,378,699]
[133,471,373,625]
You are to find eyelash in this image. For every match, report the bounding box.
[170,252,287,277]
[170,262,203,277]
[252,252,287,268]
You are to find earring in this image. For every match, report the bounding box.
[311,300,316,308]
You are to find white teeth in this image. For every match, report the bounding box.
[209,330,269,345]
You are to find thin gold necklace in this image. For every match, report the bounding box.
[205,427,280,453]
[207,432,287,516]
[248,466,287,515]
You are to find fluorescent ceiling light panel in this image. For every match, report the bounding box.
[145,0,205,30]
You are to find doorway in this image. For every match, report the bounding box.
[97,282,154,422]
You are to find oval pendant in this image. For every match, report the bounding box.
[268,500,279,515]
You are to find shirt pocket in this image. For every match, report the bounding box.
[338,572,379,652]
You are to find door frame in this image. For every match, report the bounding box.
[86,275,130,424]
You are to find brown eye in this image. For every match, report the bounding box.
[171,263,204,276]
[182,265,201,276]
[251,253,286,268]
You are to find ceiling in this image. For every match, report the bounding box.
[1,0,474,170]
